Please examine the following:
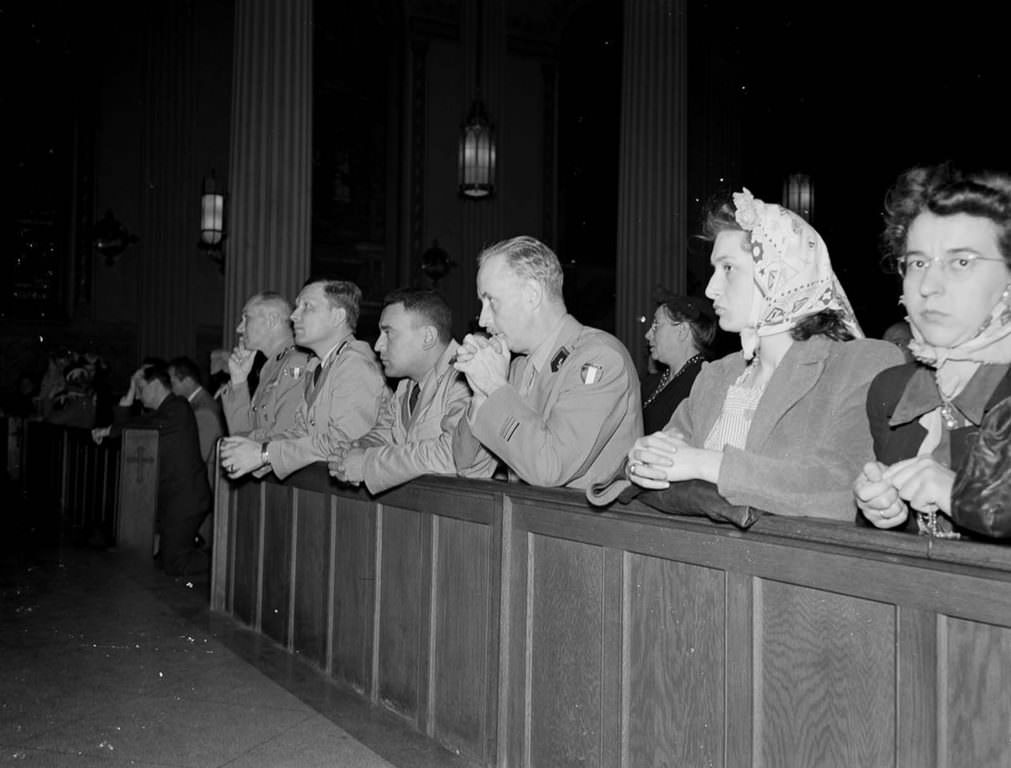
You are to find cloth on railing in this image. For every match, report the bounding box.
[590,465,764,529]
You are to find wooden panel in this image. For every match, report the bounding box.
[725,572,754,768]
[292,487,331,668]
[378,504,429,722]
[431,515,494,762]
[528,535,603,768]
[117,429,158,555]
[261,483,293,647]
[330,495,377,693]
[625,554,725,768]
[756,580,895,768]
[944,618,1011,768]
[898,607,937,768]
[231,481,263,628]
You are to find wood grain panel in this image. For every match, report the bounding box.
[231,480,262,628]
[725,572,754,768]
[944,618,1011,768]
[897,607,936,768]
[260,483,293,647]
[330,495,377,694]
[431,515,493,762]
[529,535,603,768]
[292,487,331,668]
[757,581,895,768]
[625,554,725,768]
[378,504,428,721]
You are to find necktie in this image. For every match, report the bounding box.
[313,363,323,388]
[408,382,420,415]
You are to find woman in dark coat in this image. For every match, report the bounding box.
[854,164,1011,539]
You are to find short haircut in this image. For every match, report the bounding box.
[478,236,564,301]
[303,278,363,332]
[383,288,453,343]
[248,290,293,318]
[882,164,1011,271]
[168,356,202,384]
[140,359,172,390]
[654,292,718,359]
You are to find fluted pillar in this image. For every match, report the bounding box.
[615,0,687,371]
[222,0,312,345]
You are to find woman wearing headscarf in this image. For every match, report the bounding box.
[855,165,1011,538]
[589,189,904,519]
[641,293,717,434]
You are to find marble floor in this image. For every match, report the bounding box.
[0,529,470,768]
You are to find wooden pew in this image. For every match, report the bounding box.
[20,421,157,555]
[212,468,1011,768]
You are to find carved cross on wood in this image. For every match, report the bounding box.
[125,444,155,483]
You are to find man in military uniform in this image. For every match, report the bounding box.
[220,280,387,480]
[328,289,495,494]
[220,291,310,438]
[452,236,642,488]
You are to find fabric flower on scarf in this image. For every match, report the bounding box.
[731,187,862,360]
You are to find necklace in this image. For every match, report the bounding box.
[644,354,703,409]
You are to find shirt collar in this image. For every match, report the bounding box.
[525,314,569,376]
[890,363,1011,427]
[186,386,204,404]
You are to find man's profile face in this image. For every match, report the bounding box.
[290,283,339,347]
[167,367,186,397]
[476,254,531,353]
[137,376,162,410]
[237,301,272,351]
[374,302,424,380]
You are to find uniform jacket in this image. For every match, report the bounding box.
[358,341,496,494]
[221,346,310,439]
[588,336,905,519]
[265,336,388,480]
[453,314,642,489]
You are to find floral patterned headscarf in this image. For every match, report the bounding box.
[732,188,863,360]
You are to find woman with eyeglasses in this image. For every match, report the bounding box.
[855,165,1011,538]
[589,189,904,519]
[641,293,717,434]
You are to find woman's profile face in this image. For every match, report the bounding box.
[902,211,1010,348]
[705,230,754,334]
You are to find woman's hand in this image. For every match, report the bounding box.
[882,456,954,515]
[854,461,909,528]
[626,431,722,488]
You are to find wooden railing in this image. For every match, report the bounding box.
[212,466,1011,768]
[18,419,157,552]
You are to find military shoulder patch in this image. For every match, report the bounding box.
[580,363,603,384]
[550,347,570,372]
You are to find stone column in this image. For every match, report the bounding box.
[222,0,313,345]
[615,0,687,372]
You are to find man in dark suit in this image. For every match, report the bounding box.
[93,360,210,577]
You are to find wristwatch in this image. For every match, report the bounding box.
[260,442,270,467]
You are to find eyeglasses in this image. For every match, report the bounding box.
[647,318,683,334]
[898,252,1007,280]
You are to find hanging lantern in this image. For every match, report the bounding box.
[459,99,496,199]
[782,173,814,222]
[200,172,224,248]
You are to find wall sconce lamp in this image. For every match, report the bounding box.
[782,173,814,223]
[199,171,225,270]
[458,0,495,199]
[93,209,140,266]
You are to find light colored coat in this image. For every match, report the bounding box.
[588,336,905,519]
[265,337,387,480]
[221,346,310,439]
[454,314,642,489]
[358,341,495,494]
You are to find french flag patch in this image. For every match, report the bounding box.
[580,364,602,385]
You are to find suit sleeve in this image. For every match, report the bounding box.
[470,344,635,487]
[267,356,388,479]
[220,382,253,436]
[194,408,223,463]
[715,345,906,520]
